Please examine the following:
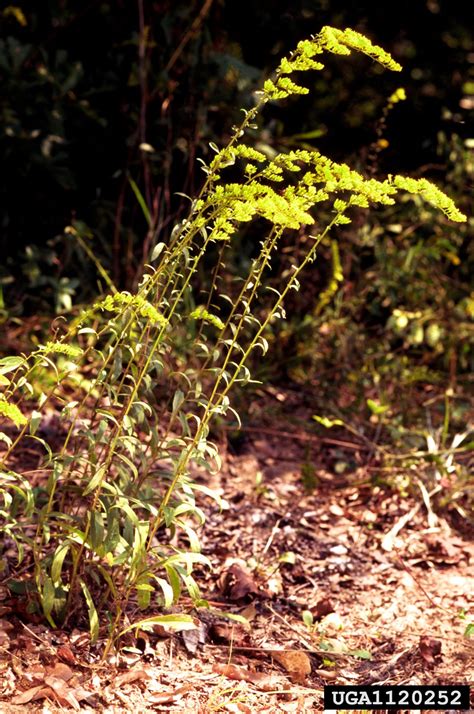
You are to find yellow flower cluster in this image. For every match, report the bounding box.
[198,28,465,240]
[391,176,467,222]
[317,27,402,71]
[388,87,407,105]
[41,342,84,359]
[264,26,402,102]
[94,292,168,326]
[189,307,225,331]
[203,142,466,236]
[0,398,27,427]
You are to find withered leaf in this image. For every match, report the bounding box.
[209,622,248,646]
[57,644,77,665]
[11,685,49,705]
[270,649,311,684]
[182,620,207,654]
[213,663,282,691]
[44,676,81,711]
[419,635,442,665]
[114,667,150,687]
[311,597,335,620]
[219,564,260,601]
[147,683,192,704]
[48,661,74,681]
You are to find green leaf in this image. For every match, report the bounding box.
[367,399,389,415]
[164,564,181,602]
[154,577,174,608]
[136,582,152,610]
[118,614,197,638]
[348,648,372,660]
[80,579,99,644]
[89,511,105,551]
[210,610,248,624]
[51,543,70,585]
[0,432,13,448]
[313,415,343,428]
[29,410,42,436]
[291,128,326,140]
[151,242,166,261]
[464,623,474,638]
[0,356,25,375]
[129,176,152,227]
[103,511,121,554]
[8,579,36,595]
[82,465,107,496]
[40,577,56,627]
[172,389,185,414]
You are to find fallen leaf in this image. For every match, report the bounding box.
[419,636,442,665]
[182,620,207,654]
[424,535,468,564]
[44,676,80,710]
[48,662,74,681]
[0,618,14,631]
[22,663,46,685]
[319,612,344,631]
[209,622,248,647]
[311,597,335,620]
[317,668,338,680]
[57,644,77,665]
[147,683,192,704]
[114,667,150,687]
[270,650,311,684]
[151,616,199,636]
[329,544,348,555]
[239,603,258,621]
[280,696,306,712]
[11,685,48,705]
[213,663,281,691]
[219,564,260,601]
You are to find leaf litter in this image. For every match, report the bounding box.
[0,388,473,712]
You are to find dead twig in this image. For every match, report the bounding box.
[165,0,214,73]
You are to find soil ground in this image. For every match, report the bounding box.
[0,389,473,713]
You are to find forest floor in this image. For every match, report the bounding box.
[0,386,473,713]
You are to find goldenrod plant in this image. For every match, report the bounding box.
[0,27,466,649]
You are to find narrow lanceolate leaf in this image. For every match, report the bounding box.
[128,176,152,227]
[40,577,56,627]
[154,577,175,608]
[29,410,42,436]
[82,465,107,496]
[51,543,70,585]
[80,579,99,644]
[118,614,197,638]
[89,511,105,550]
[164,564,181,603]
[150,242,166,261]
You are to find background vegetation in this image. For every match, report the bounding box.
[2,0,472,478]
